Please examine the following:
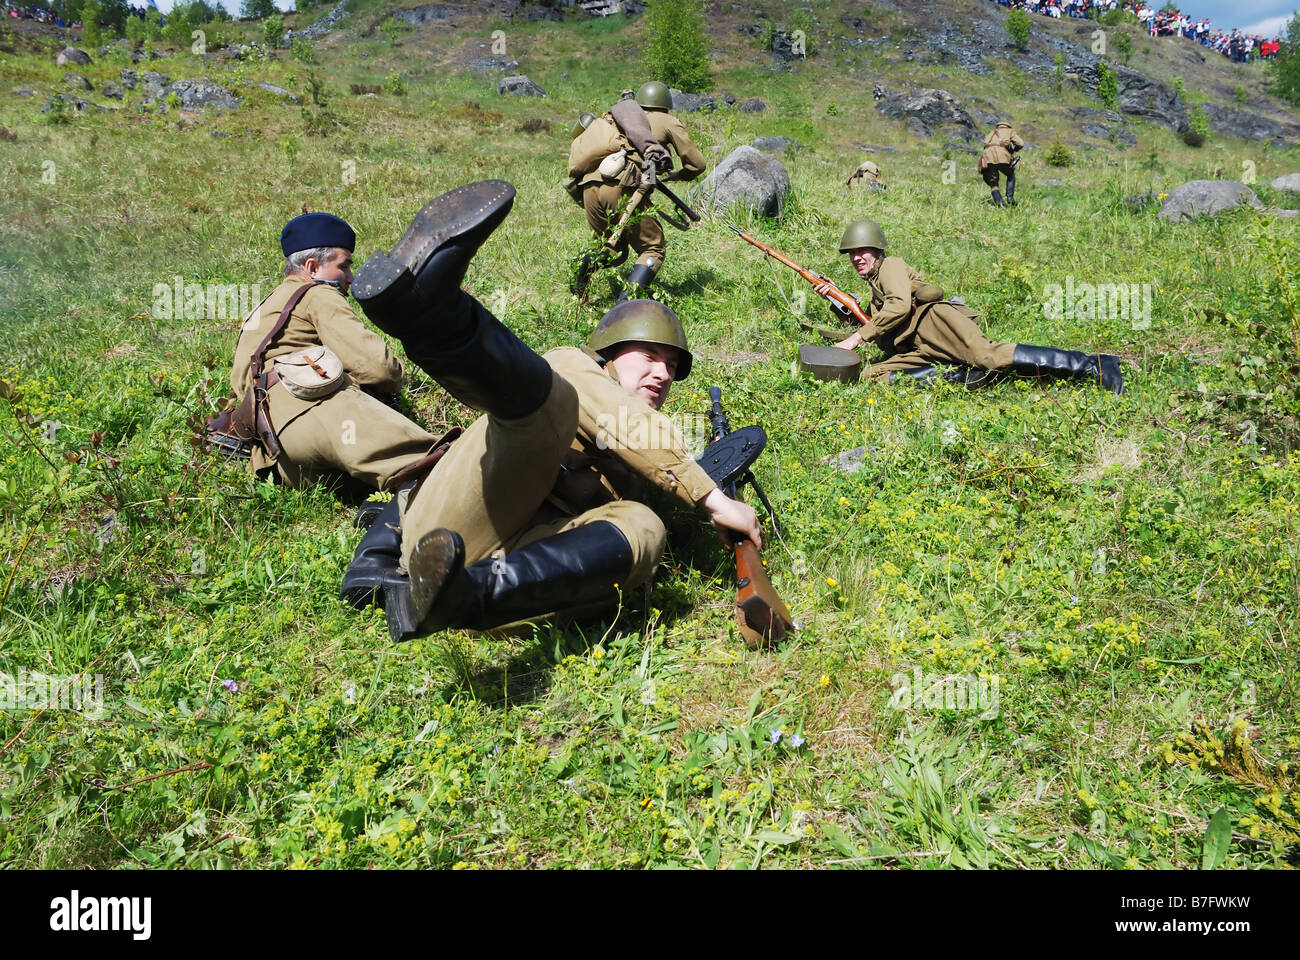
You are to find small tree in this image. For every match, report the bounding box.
[1097,61,1119,109]
[263,14,285,49]
[1182,104,1209,147]
[643,0,711,94]
[144,7,162,42]
[1115,31,1132,63]
[242,0,277,18]
[80,0,102,47]
[1005,10,1031,51]
[1270,13,1300,108]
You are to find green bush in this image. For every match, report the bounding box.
[1046,140,1074,167]
[80,0,102,48]
[643,0,711,94]
[1114,31,1132,63]
[124,15,145,46]
[1182,104,1209,147]
[242,0,277,17]
[1234,84,1248,105]
[382,72,407,96]
[1172,76,1186,100]
[1097,61,1119,109]
[1270,13,1300,107]
[292,37,315,64]
[1100,8,1138,26]
[144,7,162,42]
[1005,10,1031,51]
[263,14,285,49]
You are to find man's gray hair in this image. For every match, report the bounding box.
[284,246,340,276]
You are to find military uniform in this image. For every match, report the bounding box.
[833,256,1014,380]
[229,276,439,489]
[581,108,706,273]
[979,121,1024,206]
[847,159,887,191]
[398,344,715,592]
[830,218,1124,392]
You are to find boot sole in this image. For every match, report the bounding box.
[399,528,465,640]
[355,180,516,305]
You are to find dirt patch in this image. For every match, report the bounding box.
[104,343,138,360]
[1079,436,1142,480]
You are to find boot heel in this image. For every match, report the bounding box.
[384,581,421,642]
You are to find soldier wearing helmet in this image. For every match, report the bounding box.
[570,80,707,300]
[340,180,759,640]
[846,159,886,191]
[816,219,1124,392]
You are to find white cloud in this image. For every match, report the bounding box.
[1240,12,1294,35]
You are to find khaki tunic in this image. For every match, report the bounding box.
[582,110,707,269]
[841,257,1016,380]
[229,276,437,489]
[980,123,1024,167]
[399,345,717,591]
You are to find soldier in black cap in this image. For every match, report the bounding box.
[225,212,445,492]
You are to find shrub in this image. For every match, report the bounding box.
[1097,61,1119,109]
[80,0,102,48]
[1234,84,1248,105]
[643,0,711,94]
[241,0,276,17]
[1005,10,1031,51]
[1046,140,1074,167]
[1172,76,1186,100]
[292,37,314,64]
[1115,31,1132,63]
[144,7,162,42]
[1182,104,1209,147]
[382,72,407,96]
[1269,14,1300,107]
[263,14,284,49]
[1053,53,1065,92]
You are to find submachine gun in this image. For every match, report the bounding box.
[699,387,795,650]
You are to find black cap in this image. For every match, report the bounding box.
[280,213,356,257]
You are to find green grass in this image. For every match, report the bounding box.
[0,0,1299,869]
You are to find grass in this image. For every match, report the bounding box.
[0,0,1298,869]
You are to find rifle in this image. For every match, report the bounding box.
[706,386,795,650]
[728,226,875,338]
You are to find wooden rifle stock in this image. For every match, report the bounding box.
[727,225,875,336]
[709,386,795,650]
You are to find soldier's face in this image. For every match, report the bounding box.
[609,342,679,410]
[848,248,880,277]
[309,248,353,296]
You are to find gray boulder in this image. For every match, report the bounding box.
[1112,66,1186,131]
[102,85,124,100]
[254,81,300,103]
[668,87,734,113]
[738,97,767,113]
[145,80,241,113]
[498,75,546,97]
[394,3,467,25]
[877,86,979,141]
[695,145,791,218]
[56,47,91,67]
[13,89,36,97]
[752,136,803,154]
[284,0,349,45]
[468,56,519,73]
[1201,103,1299,147]
[1158,180,1263,223]
[119,69,138,90]
[40,94,106,115]
[64,73,93,91]
[1270,173,1300,194]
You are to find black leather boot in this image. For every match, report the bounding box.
[888,365,1001,389]
[1005,173,1017,205]
[1011,345,1125,394]
[353,179,516,338]
[391,521,635,642]
[341,496,406,611]
[617,262,657,304]
[990,189,1004,207]
[403,291,554,420]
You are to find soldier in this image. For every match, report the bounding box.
[846,159,886,191]
[571,80,707,301]
[224,213,445,493]
[342,180,761,637]
[978,120,1023,207]
[819,219,1125,393]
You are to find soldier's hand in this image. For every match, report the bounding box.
[813,281,832,298]
[835,330,865,351]
[702,488,761,548]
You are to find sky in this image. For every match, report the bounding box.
[144,1,1296,37]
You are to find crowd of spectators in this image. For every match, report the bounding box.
[993,0,1287,63]
[3,3,165,28]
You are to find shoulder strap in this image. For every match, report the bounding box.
[249,281,322,382]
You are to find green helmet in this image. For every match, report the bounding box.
[588,299,693,381]
[839,218,888,253]
[634,81,672,111]
[570,111,597,140]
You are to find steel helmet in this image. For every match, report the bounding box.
[634,81,672,111]
[839,218,888,252]
[588,299,693,380]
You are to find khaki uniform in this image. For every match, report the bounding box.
[399,345,716,589]
[838,257,1016,380]
[229,276,438,489]
[979,122,1023,189]
[582,110,707,269]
